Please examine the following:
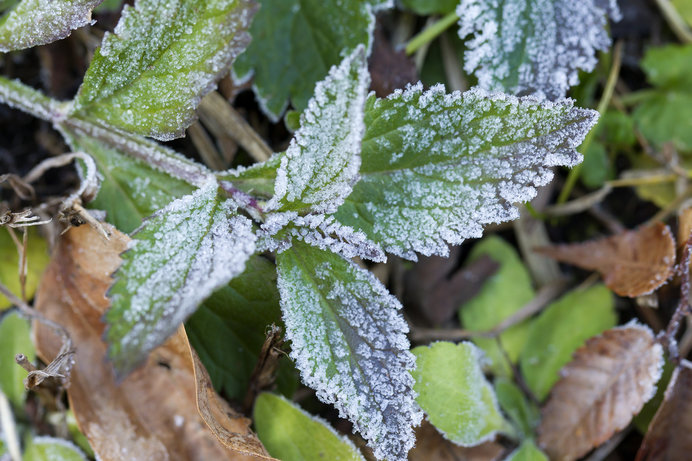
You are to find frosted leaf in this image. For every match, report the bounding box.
[257,213,385,262]
[276,241,422,461]
[0,0,102,52]
[71,0,256,141]
[457,0,621,99]
[334,83,598,260]
[233,0,391,121]
[106,179,256,376]
[267,45,369,215]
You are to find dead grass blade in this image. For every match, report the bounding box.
[538,323,664,461]
[635,360,692,461]
[33,224,269,460]
[536,222,675,297]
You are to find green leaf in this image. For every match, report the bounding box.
[505,439,549,461]
[61,128,196,233]
[265,46,369,215]
[0,229,49,310]
[23,436,86,461]
[334,84,597,259]
[0,312,34,408]
[0,0,101,52]
[458,236,535,376]
[254,393,365,461]
[276,240,422,461]
[672,0,692,26]
[580,141,610,189]
[233,0,389,121]
[494,377,539,438]
[256,47,385,262]
[633,44,692,152]
[457,0,620,99]
[71,0,255,141]
[106,180,256,376]
[399,0,456,15]
[519,284,617,401]
[411,341,509,446]
[185,255,297,400]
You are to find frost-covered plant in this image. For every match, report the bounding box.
[0,0,602,459]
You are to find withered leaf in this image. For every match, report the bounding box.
[33,224,269,461]
[538,323,664,461]
[408,421,505,461]
[537,222,675,297]
[636,360,692,461]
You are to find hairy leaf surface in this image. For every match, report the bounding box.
[71,0,255,140]
[23,437,86,461]
[254,393,365,461]
[457,0,620,99]
[233,0,390,120]
[538,323,664,461]
[411,342,509,446]
[0,0,101,52]
[276,240,422,461]
[334,84,598,259]
[107,180,256,376]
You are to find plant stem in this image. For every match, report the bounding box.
[654,0,692,43]
[405,11,460,55]
[557,41,623,204]
[0,76,64,122]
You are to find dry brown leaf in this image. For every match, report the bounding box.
[635,360,692,461]
[536,222,675,297]
[538,323,664,461]
[33,224,271,461]
[408,421,505,461]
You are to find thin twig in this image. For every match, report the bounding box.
[198,92,272,163]
[410,280,566,343]
[543,185,612,217]
[659,234,692,362]
[188,121,227,171]
[654,0,692,43]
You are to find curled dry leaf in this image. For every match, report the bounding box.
[635,360,692,461]
[33,224,270,461]
[538,323,664,461]
[408,421,505,461]
[537,222,675,297]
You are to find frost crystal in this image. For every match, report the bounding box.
[106,179,256,375]
[335,83,598,259]
[267,45,370,215]
[457,0,621,99]
[277,241,422,461]
[257,213,386,262]
[71,0,256,140]
[0,0,101,52]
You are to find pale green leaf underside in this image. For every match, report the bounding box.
[457,0,620,99]
[0,312,35,408]
[0,0,101,52]
[267,45,369,215]
[459,236,534,376]
[60,127,195,233]
[506,439,548,461]
[254,393,365,461]
[412,342,508,446]
[519,284,616,401]
[233,0,389,121]
[334,84,597,260]
[72,0,255,141]
[276,240,421,461]
[106,180,256,376]
[23,437,86,461]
